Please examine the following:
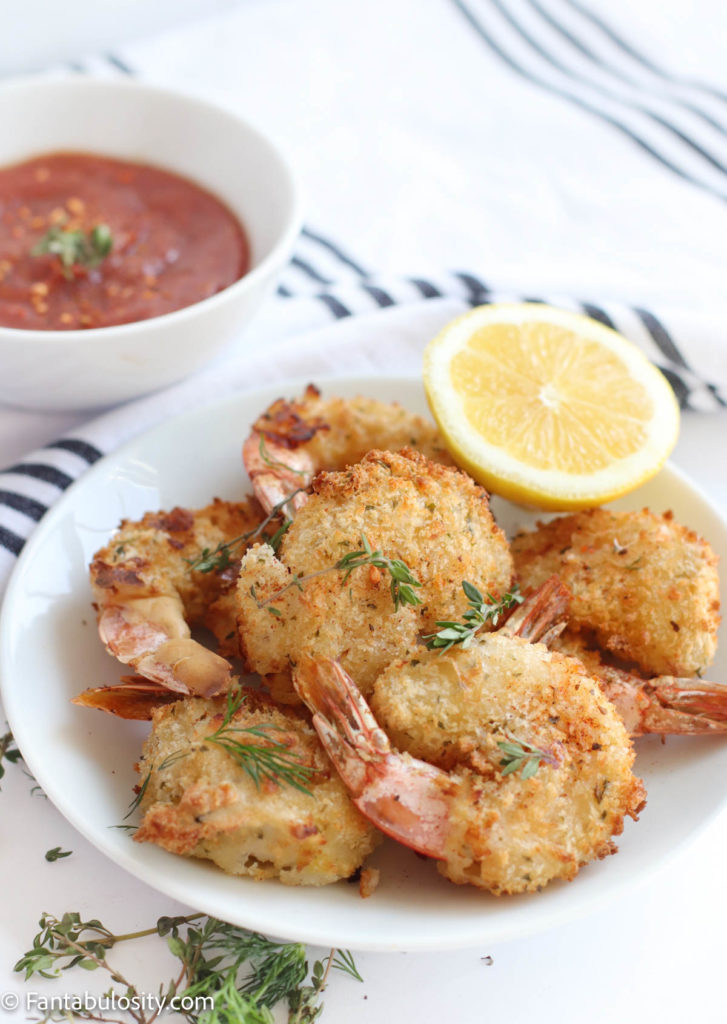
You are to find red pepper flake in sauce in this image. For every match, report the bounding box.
[0,152,249,331]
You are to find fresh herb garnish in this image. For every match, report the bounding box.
[186,489,305,573]
[0,730,22,788]
[498,735,559,780]
[123,770,151,820]
[205,688,315,796]
[258,533,422,613]
[32,223,113,279]
[424,582,523,652]
[44,847,72,862]
[258,435,308,480]
[336,534,423,610]
[15,910,362,1023]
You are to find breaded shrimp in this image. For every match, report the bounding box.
[134,688,380,885]
[90,499,265,697]
[294,640,645,895]
[242,384,452,514]
[511,508,720,677]
[236,448,513,698]
[551,631,727,736]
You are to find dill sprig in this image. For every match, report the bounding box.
[123,771,151,820]
[330,949,364,983]
[186,489,304,573]
[257,533,422,613]
[423,581,523,652]
[205,688,316,796]
[498,735,559,780]
[15,910,363,1024]
[32,223,113,279]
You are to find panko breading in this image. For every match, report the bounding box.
[243,385,454,517]
[236,448,513,696]
[511,508,720,677]
[134,690,380,885]
[369,635,645,894]
[252,385,453,469]
[90,499,264,695]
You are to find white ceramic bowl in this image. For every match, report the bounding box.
[0,76,301,411]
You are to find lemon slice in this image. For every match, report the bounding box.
[423,303,680,509]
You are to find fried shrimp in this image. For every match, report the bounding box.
[511,508,720,678]
[551,631,727,736]
[294,638,645,895]
[236,448,513,698]
[134,688,381,885]
[242,384,452,514]
[89,499,265,698]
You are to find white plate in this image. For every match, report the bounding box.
[2,375,726,952]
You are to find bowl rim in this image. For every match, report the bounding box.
[0,74,303,343]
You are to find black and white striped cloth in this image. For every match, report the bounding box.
[1,231,724,592]
[2,0,727,590]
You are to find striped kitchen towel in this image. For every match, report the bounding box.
[1,245,725,594]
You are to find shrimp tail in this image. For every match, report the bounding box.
[501,575,571,644]
[242,431,313,517]
[72,676,182,719]
[294,656,453,858]
[602,676,727,736]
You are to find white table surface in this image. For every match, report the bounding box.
[0,408,725,1023]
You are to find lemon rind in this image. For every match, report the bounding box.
[423,303,680,508]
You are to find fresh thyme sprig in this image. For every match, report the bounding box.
[32,223,113,279]
[423,582,523,652]
[205,688,315,796]
[498,735,559,780]
[186,489,304,573]
[257,533,422,613]
[15,910,363,1024]
[337,534,423,611]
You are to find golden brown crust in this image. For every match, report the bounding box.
[371,634,645,894]
[511,508,720,677]
[134,689,380,885]
[253,387,453,468]
[236,448,513,696]
[91,498,264,657]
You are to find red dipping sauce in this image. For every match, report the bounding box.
[0,152,250,330]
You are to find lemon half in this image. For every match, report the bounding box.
[423,303,680,509]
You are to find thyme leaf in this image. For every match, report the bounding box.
[0,729,22,787]
[498,734,559,779]
[258,533,422,613]
[186,489,305,573]
[32,223,113,279]
[424,582,523,652]
[45,847,73,862]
